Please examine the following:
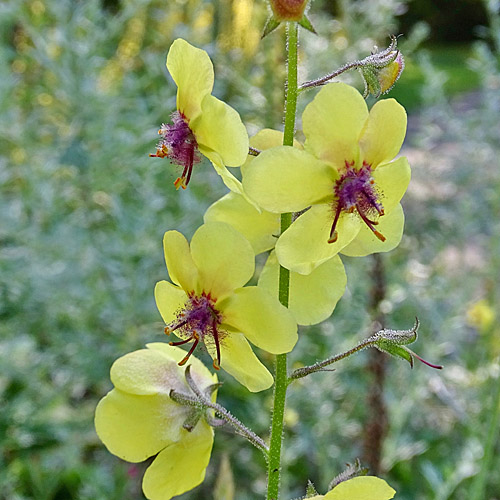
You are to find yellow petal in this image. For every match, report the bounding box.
[110,346,182,396]
[373,156,411,214]
[324,476,396,500]
[193,94,249,167]
[219,332,274,392]
[190,222,254,299]
[154,280,188,325]
[200,149,251,201]
[110,344,216,396]
[359,98,407,167]
[95,388,182,462]
[275,204,360,274]
[303,83,368,168]
[242,146,335,213]
[142,422,214,500]
[204,192,280,255]
[162,230,199,293]
[248,128,303,150]
[146,342,218,387]
[166,39,214,121]
[219,286,298,353]
[341,203,404,257]
[241,128,303,173]
[258,252,346,326]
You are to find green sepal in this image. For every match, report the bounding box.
[182,409,203,432]
[375,341,414,368]
[299,15,317,34]
[360,66,382,98]
[262,16,281,38]
[305,480,319,497]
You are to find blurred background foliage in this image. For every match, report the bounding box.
[1,0,500,499]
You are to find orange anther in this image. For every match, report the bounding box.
[328,232,338,244]
[174,176,187,190]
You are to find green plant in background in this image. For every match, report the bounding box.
[93,3,443,498]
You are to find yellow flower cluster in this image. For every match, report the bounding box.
[96,37,408,499]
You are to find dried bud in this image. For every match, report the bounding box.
[358,36,405,98]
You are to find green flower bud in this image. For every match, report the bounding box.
[370,319,443,369]
[358,36,405,98]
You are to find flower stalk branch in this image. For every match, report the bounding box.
[289,318,442,382]
[299,35,404,97]
[170,366,270,455]
[300,60,361,90]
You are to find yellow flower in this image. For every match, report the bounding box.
[155,222,298,392]
[466,299,496,332]
[150,38,249,192]
[243,83,410,274]
[95,344,217,500]
[309,476,396,500]
[205,129,346,326]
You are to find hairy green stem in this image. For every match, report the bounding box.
[266,21,298,500]
[289,339,376,382]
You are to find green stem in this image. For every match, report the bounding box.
[266,22,298,500]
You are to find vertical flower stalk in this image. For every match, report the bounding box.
[266,21,298,500]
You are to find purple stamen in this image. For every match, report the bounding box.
[165,293,224,368]
[330,162,386,243]
[178,335,200,366]
[212,318,221,370]
[150,111,201,189]
[328,202,343,243]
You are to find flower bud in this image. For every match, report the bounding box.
[358,36,405,98]
[370,319,443,370]
[268,0,309,21]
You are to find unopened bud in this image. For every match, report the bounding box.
[358,36,405,98]
[268,0,309,21]
[263,0,316,37]
[370,318,443,370]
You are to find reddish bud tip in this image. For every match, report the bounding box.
[269,0,309,21]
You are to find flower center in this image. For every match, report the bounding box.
[165,292,224,370]
[149,111,201,190]
[329,161,386,244]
